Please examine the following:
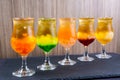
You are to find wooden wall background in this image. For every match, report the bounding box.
[0,0,120,58]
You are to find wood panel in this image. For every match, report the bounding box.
[0,0,120,58]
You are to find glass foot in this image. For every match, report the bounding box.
[77,56,94,61]
[37,63,56,71]
[58,58,76,65]
[96,53,112,59]
[12,68,35,77]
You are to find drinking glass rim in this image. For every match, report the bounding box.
[59,17,76,19]
[13,17,34,21]
[39,18,56,21]
[98,17,113,20]
[79,17,94,20]
[59,17,76,21]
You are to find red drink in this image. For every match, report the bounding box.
[78,38,95,46]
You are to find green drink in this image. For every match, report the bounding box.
[36,18,58,71]
[36,34,58,53]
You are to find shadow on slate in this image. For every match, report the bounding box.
[0,53,120,80]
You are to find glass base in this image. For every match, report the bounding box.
[37,63,56,71]
[77,56,94,61]
[12,68,35,77]
[58,58,76,65]
[96,53,112,59]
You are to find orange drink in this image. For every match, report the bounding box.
[10,18,36,77]
[58,18,76,48]
[58,18,77,65]
[11,36,36,56]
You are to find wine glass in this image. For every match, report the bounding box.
[11,18,36,77]
[77,18,95,61]
[95,17,114,59]
[58,18,77,65]
[36,18,58,70]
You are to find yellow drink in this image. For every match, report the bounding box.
[95,31,113,44]
[95,17,114,59]
[95,18,114,45]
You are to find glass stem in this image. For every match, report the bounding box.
[102,45,106,55]
[84,46,88,57]
[65,48,70,60]
[44,52,50,65]
[21,56,28,70]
